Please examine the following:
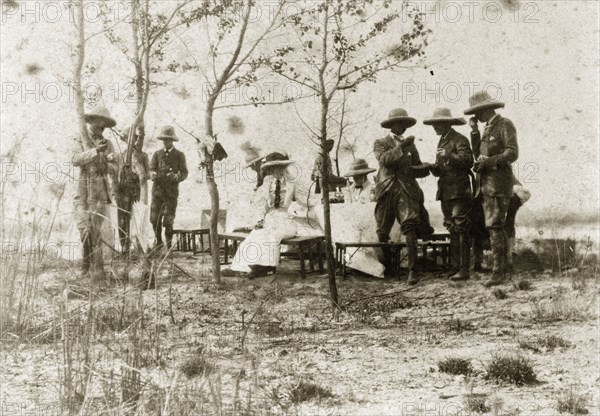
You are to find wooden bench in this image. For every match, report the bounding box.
[219,232,325,279]
[172,229,210,254]
[335,234,452,278]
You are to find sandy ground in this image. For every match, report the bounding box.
[1,252,599,415]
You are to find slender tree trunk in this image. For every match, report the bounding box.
[319,97,338,306]
[205,95,221,285]
[74,0,89,149]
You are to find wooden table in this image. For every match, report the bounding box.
[219,232,325,279]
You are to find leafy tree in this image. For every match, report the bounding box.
[264,0,431,305]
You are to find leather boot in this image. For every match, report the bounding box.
[447,233,460,277]
[81,232,92,276]
[471,238,484,272]
[450,233,470,281]
[484,229,505,287]
[405,232,419,285]
[141,259,155,290]
[165,225,174,250]
[506,236,515,275]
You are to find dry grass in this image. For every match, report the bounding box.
[519,334,571,353]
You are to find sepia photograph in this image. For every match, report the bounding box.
[0,0,598,414]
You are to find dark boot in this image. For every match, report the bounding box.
[506,236,515,275]
[471,238,483,272]
[405,232,419,285]
[165,225,174,251]
[81,232,92,276]
[484,229,506,287]
[141,259,155,290]
[380,243,395,277]
[450,233,471,281]
[447,233,460,277]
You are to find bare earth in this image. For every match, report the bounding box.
[1,253,598,415]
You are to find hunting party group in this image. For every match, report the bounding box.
[72,90,530,288]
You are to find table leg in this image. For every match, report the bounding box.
[223,238,229,264]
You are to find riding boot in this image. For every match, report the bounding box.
[506,236,515,275]
[406,231,419,285]
[471,237,483,272]
[484,229,505,287]
[447,233,460,277]
[81,232,92,277]
[165,225,174,250]
[450,233,471,281]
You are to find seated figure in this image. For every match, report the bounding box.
[342,158,376,204]
[230,151,320,279]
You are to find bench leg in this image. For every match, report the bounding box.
[223,238,229,264]
[308,242,315,273]
[342,248,347,279]
[298,243,306,279]
[317,241,324,273]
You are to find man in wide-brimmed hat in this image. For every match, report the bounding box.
[343,158,376,203]
[311,139,347,194]
[149,126,188,252]
[229,151,320,279]
[464,91,519,286]
[373,108,432,284]
[425,108,474,281]
[72,106,119,283]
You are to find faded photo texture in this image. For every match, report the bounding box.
[1,0,599,415]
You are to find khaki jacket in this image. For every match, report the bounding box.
[471,115,519,197]
[430,128,473,201]
[71,130,119,208]
[373,134,429,202]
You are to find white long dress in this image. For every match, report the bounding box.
[230,174,320,272]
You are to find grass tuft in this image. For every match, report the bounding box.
[464,393,490,414]
[179,356,214,379]
[556,386,589,415]
[493,288,508,299]
[513,279,532,291]
[438,357,473,376]
[484,352,537,385]
[288,380,333,404]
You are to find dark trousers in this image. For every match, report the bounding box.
[375,185,420,273]
[150,195,178,247]
[117,195,133,255]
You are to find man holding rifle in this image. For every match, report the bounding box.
[71,106,119,283]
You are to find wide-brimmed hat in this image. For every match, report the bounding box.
[84,106,116,128]
[464,91,505,115]
[381,108,417,129]
[156,125,179,141]
[240,141,265,168]
[423,108,466,126]
[260,151,294,171]
[344,158,376,177]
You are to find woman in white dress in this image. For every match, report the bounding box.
[230,151,320,279]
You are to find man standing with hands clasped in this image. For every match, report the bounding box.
[464,91,519,287]
[373,108,431,285]
[424,108,474,281]
[149,126,188,251]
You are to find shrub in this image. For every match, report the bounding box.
[485,353,537,385]
[438,357,473,376]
